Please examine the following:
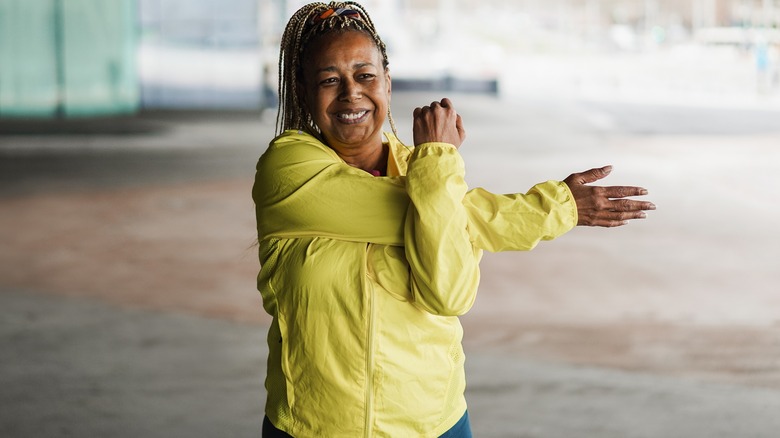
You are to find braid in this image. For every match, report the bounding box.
[276,2,399,140]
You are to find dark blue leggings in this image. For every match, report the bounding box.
[438,411,473,438]
[262,411,472,437]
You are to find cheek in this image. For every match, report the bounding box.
[307,91,330,120]
[378,90,390,113]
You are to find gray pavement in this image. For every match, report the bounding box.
[4,289,779,437]
[2,92,780,437]
[1,289,266,438]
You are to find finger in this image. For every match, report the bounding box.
[599,186,650,199]
[582,212,634,227]
[591,219,630,228]
[567,165,613,185]
[578,212,628,228]
[595,210,648,221]
[579,208,650,227]
[441,97,453,109]
[607,199,656,212]
[413,107,422,118]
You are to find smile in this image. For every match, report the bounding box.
[336,110,369,123]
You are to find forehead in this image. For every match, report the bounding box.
[304,31,383,69]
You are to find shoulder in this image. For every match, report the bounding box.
[253,131,319,204]
[258,130,341,170]
[254,130,342,203]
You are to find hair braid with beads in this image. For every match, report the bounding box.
[276,2,399,139]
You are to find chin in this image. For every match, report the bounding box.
[333,130,380,147]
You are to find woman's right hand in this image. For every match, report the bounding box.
[412,98,466,148]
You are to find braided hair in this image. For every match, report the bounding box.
[276,2,398,139]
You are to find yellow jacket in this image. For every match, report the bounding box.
[253,130,577,437]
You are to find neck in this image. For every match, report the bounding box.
[331,139,388,175]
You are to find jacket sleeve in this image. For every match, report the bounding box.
[404,142,482,316]
[254,133,576,253]
[463,181,578,252]
[253,136,408,246]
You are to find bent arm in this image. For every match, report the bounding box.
[404,142,482,316]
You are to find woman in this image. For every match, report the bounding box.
[252,3,654,437]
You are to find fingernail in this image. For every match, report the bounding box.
[640,189,649,196]
[648,203,657,210]
[639,212,647,219]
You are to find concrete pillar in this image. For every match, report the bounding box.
[692,0,717,29]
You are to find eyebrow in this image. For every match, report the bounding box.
[315,62,375,74]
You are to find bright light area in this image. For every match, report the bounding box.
[137,0,780,109]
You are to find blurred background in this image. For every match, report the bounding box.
[1,1,780,437]
[1,0,779,115]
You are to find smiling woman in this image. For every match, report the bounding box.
[300,31,392,171]
[252,2,655,437]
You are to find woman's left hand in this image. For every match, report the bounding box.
[564,166,656,227]
[412,98,466,148]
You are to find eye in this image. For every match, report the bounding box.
[319,77,338,86]
[358,73,376,81]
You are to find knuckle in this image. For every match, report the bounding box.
[580,213,594,226]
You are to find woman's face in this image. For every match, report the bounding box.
[301,31,391,154]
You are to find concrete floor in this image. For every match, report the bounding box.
[1,92,779,437]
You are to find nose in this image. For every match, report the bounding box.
[338,77,361,102]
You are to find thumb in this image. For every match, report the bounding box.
[567,165,612,185]
[456,114,466,140]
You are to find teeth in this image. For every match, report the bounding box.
[338,111,367,120]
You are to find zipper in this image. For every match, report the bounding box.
[364,247,377,437]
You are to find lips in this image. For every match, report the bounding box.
[335,110,369,123]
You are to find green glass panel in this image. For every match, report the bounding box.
[61,0,139,116]
[0,0,59,117]
[0,0,139,118]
